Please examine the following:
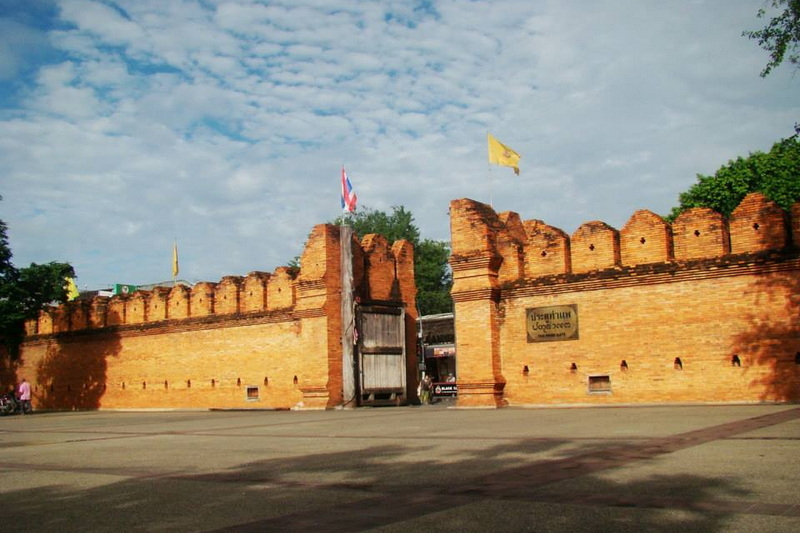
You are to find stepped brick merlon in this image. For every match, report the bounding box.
[620,210,674,266]
[571,221,621,274]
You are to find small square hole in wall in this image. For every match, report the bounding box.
[588,375,611,393]
[246,386,259,401]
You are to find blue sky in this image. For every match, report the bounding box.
[1,0,797,291]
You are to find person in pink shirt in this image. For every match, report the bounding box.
[17,378,31,414]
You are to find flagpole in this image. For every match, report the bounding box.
[172,238,178,286]
[341,164,347,226]
[486,131,493,207]
[338,164,357,407]
[488,163,494,208]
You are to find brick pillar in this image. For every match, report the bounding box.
[392,240,418,405]
[295,224,342,409]
[452,292,505,407]
[450,197,508,408]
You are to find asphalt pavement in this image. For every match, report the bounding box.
[1,403,798,533]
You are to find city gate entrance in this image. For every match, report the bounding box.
[356,303,407,406]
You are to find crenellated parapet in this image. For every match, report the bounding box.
[571,221,621,274]
[451,193,798,286]
[391,240,417,309]
[147,287,170,322]
[242,271,270,313]
[729,192,790,253]
[523,219,571,278]
[89,298,108,329]
[449,199,504,300]
[620,210,674,265]
[361,234,397,301]
[127,291,148,324]
[215,276,243,315]
[68,300,90,330]
[107,296,126,326]
[167,284,192,320]
[496,211,526,284]
[673,207,730,260]
[25,223,416,338]
[191,282,217,317]
[267,267,296,311]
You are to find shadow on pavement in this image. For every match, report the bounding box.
[2,434,754,533]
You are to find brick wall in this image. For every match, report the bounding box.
[450,193,800,407]
[14,224,416,411]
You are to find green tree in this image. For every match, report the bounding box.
[667,136,800,220]
[743,0,800,77]
[333,206,452,316]
[0,197,75,355]
[334,205,421,246]
[413,238,452,316]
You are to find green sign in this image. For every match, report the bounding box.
[113,284,138,295]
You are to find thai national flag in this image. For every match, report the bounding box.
[340,167,358,213]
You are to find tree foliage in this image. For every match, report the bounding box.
[413,238,452,316]
[333,206,421,247]
[0,198,74,355]
[332,206,452,316]
[743,0,800,77]
[667,136,800,220]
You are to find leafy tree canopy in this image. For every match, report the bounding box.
[333,206,421,248]
[743,0,800,77]
[413,238,452,316]
[332,206,452,316]
[667,136,800,220]
[1,197,74,355]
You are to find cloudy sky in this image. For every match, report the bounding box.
[1,0,796,291]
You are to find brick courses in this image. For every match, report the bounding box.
[13,224,416,411]
[450,193,800,407]
[13,193,797,411]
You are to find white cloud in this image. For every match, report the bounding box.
[58,0,147,47]
[0,0,796,289]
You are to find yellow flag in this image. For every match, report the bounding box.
[488,133,521,175]
[65,277,80,301]
[172,241,179,278]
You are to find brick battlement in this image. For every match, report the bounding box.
[25,224,415,338]
[450,193,796,285]
[449,193,800,408]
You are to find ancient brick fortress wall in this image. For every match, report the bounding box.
[15,224,417,410]
[450,193,800,408]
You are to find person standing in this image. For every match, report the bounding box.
[17,378,32,414]
[419,374,432,405]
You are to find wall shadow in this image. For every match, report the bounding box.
[32,329,121,410]
[1,433,757,533]
[0,347,21,398]
[732,261,800,402]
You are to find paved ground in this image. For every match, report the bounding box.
[0,403,798,533]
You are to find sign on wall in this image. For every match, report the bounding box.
[433,383,457,396]
[526,304,579,342]
[431,345,455,358]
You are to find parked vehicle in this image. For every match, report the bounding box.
[0,393,21,415]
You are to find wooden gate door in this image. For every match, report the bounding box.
[357,304,407,406]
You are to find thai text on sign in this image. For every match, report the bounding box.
[526,304,579,342]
